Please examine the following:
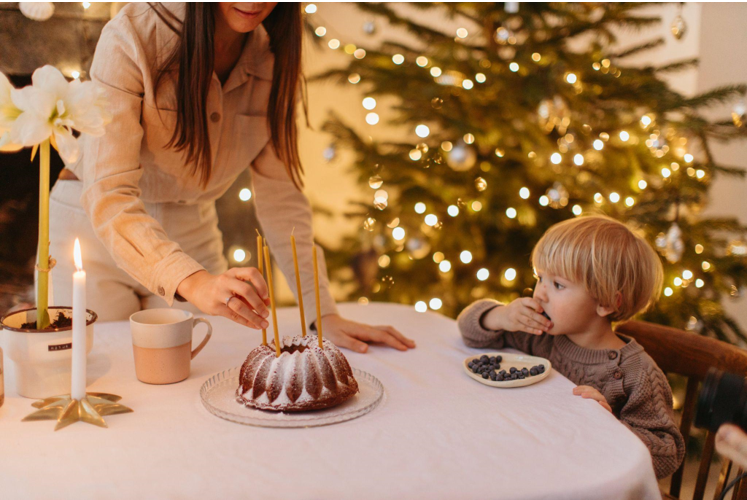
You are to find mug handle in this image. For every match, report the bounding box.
[191,318,213,360]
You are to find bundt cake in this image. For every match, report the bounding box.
[236,335,359,412]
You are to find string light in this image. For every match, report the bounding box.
[683,270,693,280]
[392,227,405,241]
[539,196,549,206]
[314,27,326,37]
[366,112,379,125]
[471,201,482,212]
[532,53,541,62]
[574,154,584,166]
[625,197,635,207]
[392,54,405,65]
[477,268,490,281]
[609,192,620,203]
[519,187,530,199]
[702,261,711,271]
[328,39,340,49]
[415,301,427,313]
[414,202,426,214]
[362,97,376,110]
[594,193,604,204]
[239,188,252,201]
[566,73,577,84]
[684,153,694,163]
[348,74,361,84]
[475,73,486,83]
[441,141,453,151]
[664,287,673,297]
[462,79,474,90]
[572,205,582,216]
[696,279,704,288]
[495,148,504,157]
[439,260,452,272]
[378,255,390,268]
[430,67,442,77]
[429,298,443,310]
[71,71,81,80]
[305,3,317,13]
[638,180,647,189]
[696,169,705,179]
[464,133,475,144]
[409,149,422,161]
[504,268,517,281]
[433,252,444,263]
[551,153,562,164]
[593,139,604,150]
[344,44,357,55]
[674,277,683,286]
[82,1,91,8]
[661,167,671,178]
[233,248,247,263]
[509,62,519,72]
[695,244,704,254]
[416,124,430,137]
[460,251,473,264]
[448,205,459,217]
[425,214,438,226]
[354,49,366,59]
[416,56,428,67]
[506,207,517,219]
[456,28,468,39]
[640,115,652,127]
[619,131,630,141]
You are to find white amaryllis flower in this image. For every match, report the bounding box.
[10,65,111,163]
[0,72,23,152]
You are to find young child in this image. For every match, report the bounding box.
[457,215,685,479]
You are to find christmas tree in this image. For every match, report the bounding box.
[312,3,747,343]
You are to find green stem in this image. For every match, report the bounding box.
[36,139,50,329]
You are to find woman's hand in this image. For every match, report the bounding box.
[319,314,416,353]
[177,269,270,329]
[573,385,613,413]
[716,424,747,470]
[482,297,553,334]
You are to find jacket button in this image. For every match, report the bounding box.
[210,112,221,123]
[613,370,623,380]
[158,286,165,296]
[608,351,618,360]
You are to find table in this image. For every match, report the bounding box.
[1,303,660,499]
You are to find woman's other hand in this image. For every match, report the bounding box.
[319,314,416,353]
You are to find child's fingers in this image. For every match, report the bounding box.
[599,401,613,413]
[522,307,552,330]
[521,297,544,313]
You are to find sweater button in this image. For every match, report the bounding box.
[158,286,165,296]
[608,351,618,360]
[210,112,221,123]
[613,370,623,380]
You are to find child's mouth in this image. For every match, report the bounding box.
[541,311,552,322]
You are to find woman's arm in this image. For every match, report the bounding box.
[251,144,415,352]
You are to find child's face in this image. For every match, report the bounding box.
[533,268,606,335]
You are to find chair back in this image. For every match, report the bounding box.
[617,320,747,500]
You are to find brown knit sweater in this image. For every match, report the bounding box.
[458,299,685,480]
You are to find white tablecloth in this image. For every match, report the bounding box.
[1,303,660,500]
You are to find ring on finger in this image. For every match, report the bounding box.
[225,295,235,307]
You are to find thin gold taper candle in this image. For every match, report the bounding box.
[312,245,323,348]
[263,245,281,357]
[257,234,267,346]
[290,231,307,337]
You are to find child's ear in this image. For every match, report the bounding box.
[596,292,622,318]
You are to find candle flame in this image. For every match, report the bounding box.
[74,238,83,271]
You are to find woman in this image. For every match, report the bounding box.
[48,2,414,353]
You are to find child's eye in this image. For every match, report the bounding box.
[554,281,564,290]
[535,275,542,282]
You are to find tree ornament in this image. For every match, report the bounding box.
[727,240,747,256]
[19,2,54,21]
[323,144,336,162]
[406,236,431,260]
[446,141,477,171]
[662,222,685,263]
[363,19,377,35]
[546,183,569,209]
[670,5,687,40]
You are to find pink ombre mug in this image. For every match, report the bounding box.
[129,309,212,384]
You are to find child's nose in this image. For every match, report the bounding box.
[533,284,548,302]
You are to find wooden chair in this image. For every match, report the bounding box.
[617,320,747,500]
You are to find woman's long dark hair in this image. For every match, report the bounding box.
[150,3,305,189]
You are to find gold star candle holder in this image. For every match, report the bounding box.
[22,392,133,431]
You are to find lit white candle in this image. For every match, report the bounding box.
[71,238,87,400]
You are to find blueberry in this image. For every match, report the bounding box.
[495,373,504,381]
[499,370,507,375]
[472,366,480,374]
[530,367,539,376]
[480,355,489,363]
[538,365,545,372]
[521,367,529,375]
[496,356,502,363]
[482,372,489,379]
[510,367,518,374]
[489,372,497,381]
[518,373,525,379]
[468,361,475,368]
[495,364,501,370]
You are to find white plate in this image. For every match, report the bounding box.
[463,352,552,388]
[200,366,384,428]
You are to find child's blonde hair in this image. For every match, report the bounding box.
[530,215,663,322]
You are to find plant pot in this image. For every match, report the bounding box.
[1,307,96,399]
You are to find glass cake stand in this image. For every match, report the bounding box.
[200,367,384,428]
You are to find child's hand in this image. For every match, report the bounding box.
[483,297,553,335]
[573,386,612,413]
